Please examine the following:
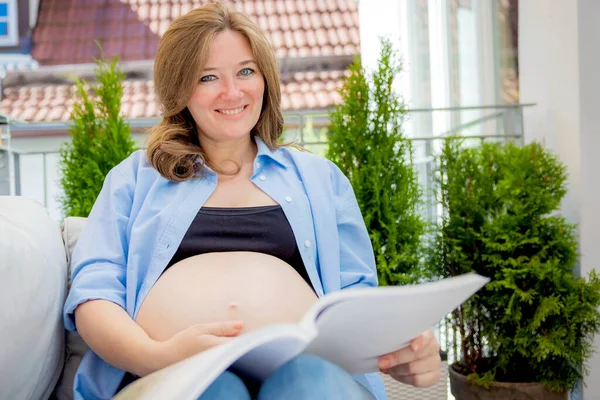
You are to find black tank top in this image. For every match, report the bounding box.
[165,204,310,285]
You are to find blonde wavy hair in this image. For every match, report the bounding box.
[146,2,284,181]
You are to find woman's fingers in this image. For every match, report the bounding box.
[382,353,441,377]
[391,368,441,388]
[379,330,440,369]
[190,321,244,337]
[378,330,442,388]
[412,330,437,352]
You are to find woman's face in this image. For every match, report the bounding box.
[188,30,265,143]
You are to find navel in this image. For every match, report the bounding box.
[228,301,239,309]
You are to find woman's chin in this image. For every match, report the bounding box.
[201,130,255,143]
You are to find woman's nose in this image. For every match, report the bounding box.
[221,79,243,101]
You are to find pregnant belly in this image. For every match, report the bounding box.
[135,252,319,341]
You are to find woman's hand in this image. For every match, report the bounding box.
[378,330,441,387]
[145,320,244,375]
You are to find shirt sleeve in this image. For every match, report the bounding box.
[331,163,379,290]
[63,167,134,333]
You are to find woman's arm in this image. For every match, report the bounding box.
[64,167,133,332]
[64,164,155,374]
[75,300,244,376]
[328,162,442,389]
[329,162,379,290]
[75,299,162,376]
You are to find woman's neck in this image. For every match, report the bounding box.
[200,135,257,174]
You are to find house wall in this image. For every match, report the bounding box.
[519,1,600,398]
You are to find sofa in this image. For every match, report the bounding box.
[0,196,448,400]
[0,196,86,399]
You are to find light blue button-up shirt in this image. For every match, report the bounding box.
[64,137,387,400]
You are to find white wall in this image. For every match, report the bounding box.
[519,0,581,224]
[520,1,600,398]
[578,3,600,396]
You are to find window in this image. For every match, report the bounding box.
[0,0,18,47]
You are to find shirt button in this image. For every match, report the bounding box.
[285,196,292,202]
[304,240,311,247]
[259,175,266,181]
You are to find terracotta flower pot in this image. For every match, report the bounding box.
[448,363,568,400]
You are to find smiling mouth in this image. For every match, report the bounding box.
[216,105,247,115]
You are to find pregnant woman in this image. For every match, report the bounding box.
[63,3,441,400]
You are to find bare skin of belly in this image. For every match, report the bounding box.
[135,252,319,341]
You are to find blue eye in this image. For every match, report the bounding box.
[239,68,255,76]
[200,75,216,82]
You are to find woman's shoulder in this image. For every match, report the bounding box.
[279,146,337,171]
[110,149,162,183]
[279,146,349,190]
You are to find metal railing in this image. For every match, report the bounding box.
[1,104,531,222]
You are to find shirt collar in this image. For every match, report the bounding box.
[254,136,288,169]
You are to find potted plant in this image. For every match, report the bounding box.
[429,138,600,399]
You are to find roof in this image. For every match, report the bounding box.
[0,70,347,123]
[31,0,360,66]
[1,0,359,125]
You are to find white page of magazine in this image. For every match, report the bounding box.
[304,272,489,373]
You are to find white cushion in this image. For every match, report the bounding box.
[0,196,67,400]
[54,216,88,400]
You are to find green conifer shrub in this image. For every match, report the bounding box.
[431,138,600,392]
[59,54,136,217]
[327,38,426,285]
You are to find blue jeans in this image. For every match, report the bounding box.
[198,354,376,400]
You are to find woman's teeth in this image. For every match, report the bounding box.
[218,107,245,115]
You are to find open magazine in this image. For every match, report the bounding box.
[113,273,489,400]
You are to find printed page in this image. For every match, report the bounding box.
[303,273,489,374]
